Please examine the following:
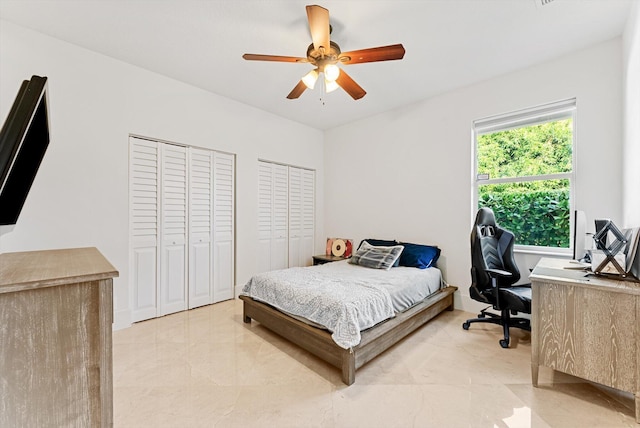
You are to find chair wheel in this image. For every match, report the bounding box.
[499,339,509,348]
[462,322,470,330]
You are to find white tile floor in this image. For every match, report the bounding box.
[113,299,636,427]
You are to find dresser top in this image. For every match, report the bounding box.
[530,257,640,295]
[0,247,119,294]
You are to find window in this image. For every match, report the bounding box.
[473,99,576,253]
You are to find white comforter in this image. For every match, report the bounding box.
[241,261,443,349]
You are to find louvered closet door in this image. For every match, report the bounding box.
[288,167,302,267]
[300,168,315,267]
[257,161,289,272]
[160,144,188,316]
[130,137,160,322]
[271,163,289,270]
[288,167,315,268]
[257,161,273,273]
[188,148,213,309]
[212,152,234,302]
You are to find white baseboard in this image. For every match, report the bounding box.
[452,288,530,319]
[113,309,132,331]
[452,287,488,314]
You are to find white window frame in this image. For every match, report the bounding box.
[472,98,577,256]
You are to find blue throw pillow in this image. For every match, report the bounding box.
[398,242,441,269]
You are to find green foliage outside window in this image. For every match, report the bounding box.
[477,119,572,248]
[479,182,570,247]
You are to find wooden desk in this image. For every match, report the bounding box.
[530,258,639,423]
[0,247,119,427]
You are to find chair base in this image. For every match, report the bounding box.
[462,306,531,348]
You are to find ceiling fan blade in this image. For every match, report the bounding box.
[243,54,307,63]
[339,44,406,64]
[286,80,308,99]
[335,69,366,100]
[306,5,330,53]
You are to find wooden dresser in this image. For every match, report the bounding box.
[0,247,119,427]
[530,257,639,423]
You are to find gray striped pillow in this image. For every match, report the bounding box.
[349,241,404,270]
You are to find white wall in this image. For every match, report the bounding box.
[2,17,633,321]
[0,21,325,329]
[622,2,640,227]
[324,39,624,312]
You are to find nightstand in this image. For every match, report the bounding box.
[312,254,346,265]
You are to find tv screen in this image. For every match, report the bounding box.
[0,75,50,226]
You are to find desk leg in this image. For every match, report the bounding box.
[635,392,639,424]
[531,282,540,387]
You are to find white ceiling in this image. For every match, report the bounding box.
[0,0,634,130]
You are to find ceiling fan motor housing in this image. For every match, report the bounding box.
[307,41,343,71]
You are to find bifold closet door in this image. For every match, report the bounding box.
[257,162,273,273]
[288,167,302,267]
[159,144,188,316]
[300,168,315,267]
[272,164,289,270]
[257,161,289,272]
[130,137,160,322]
[131,138,235,321]
[288,167,315,268]
[212,152,234,302]
[188,148,213,309]
[130,138,188,319]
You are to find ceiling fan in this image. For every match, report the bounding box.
[242,4,405,100]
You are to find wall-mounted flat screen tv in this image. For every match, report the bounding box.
[0,75,50,226]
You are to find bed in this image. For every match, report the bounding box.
[240,240,458,385]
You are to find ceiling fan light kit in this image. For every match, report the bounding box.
[324,79,339,93]
[302,69,319,89]
[242,4,405,100]
[324,64,340,82]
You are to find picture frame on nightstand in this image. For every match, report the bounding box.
[325,238,353,258]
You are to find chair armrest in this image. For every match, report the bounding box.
[486,268,512,310]
[486,268,512,278]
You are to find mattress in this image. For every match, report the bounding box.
[316,260,443,312]
[241,260,443,349]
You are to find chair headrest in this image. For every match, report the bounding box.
[475,207,497,227]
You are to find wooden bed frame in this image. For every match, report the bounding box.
[240,284,457,385]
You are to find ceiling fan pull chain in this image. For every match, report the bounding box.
[320,78,326,105]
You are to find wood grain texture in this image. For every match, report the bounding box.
[637,294,640,424]
[0,247,118,293]
[0,248,117,427]
[241,285,457,385]
[531,280,541,387]
[531,258,639,423]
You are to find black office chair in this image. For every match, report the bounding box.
[462,207,531,348]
